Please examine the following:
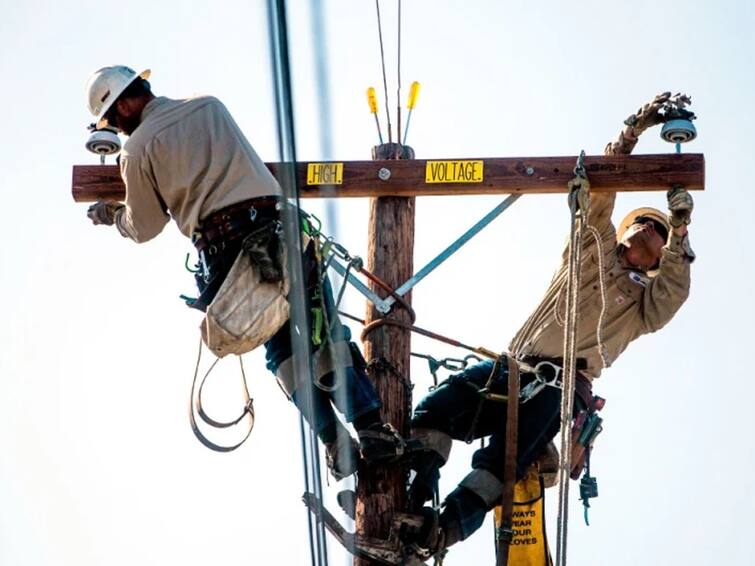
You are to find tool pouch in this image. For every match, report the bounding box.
[494,467,553,566]
[241,219,284,283]
[201,245,289,358]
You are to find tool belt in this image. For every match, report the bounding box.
[193,196,282,255]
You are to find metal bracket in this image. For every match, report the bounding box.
[327,193,521,313]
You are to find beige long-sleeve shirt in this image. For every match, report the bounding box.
[115,96,281,242]
[509,192,692,379]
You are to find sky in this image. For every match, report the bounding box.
[1,0,754,565]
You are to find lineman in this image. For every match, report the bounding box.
[84,65,405,479]
[401,93,696,559]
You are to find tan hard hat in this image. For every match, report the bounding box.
[86,66,151,129]
[616,207,670,244]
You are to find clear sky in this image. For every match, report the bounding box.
[1,0,753,565]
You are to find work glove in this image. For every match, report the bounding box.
[623,91,672,134]
[87,201,123,226]
[606,92,673,155]
[667,186,694,227]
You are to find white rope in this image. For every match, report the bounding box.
[585,225,610,369]
[553,225,609,370]
[554,173,590,566]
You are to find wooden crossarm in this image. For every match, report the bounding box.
[71,153,704,202]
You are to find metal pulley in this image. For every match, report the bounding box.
[85,124,121,164]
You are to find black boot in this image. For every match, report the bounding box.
[357,423,408,464]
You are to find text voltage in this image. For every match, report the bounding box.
[426,160,484,184]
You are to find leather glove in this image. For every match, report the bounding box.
[606,92,672,155]
[667,186,694,227]
[87,201,123,226]
[624,91,672,133]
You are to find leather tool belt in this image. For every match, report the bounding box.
[193,196,282,255]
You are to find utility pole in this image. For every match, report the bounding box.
[356,143,416,566]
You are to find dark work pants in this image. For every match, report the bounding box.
[411,359,563,540]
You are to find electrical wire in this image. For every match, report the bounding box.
[266,2,329,565]
[375,0,392,142]
[396,0,402,146]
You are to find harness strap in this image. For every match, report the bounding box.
[496,356,520,566]
[189,338,255,453]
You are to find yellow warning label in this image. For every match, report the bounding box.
[307,162,344,185]
[425,160,484,184]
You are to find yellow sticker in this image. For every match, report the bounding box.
[307,162,344,185]
[425,160,484,184]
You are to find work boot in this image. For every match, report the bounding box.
[324,428,359,481]
[407,451,445,513]
[400,507,446,562]
[357,423,408,464]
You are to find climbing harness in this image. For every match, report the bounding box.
[554,151,591,566]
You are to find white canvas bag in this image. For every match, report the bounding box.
[201,248,289,358]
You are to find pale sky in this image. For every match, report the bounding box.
[1,1,754,565]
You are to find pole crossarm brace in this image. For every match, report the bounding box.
[71,153,704,202]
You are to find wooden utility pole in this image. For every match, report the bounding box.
[356,143,416,565]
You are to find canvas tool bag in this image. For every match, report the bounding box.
[201,244,290,358]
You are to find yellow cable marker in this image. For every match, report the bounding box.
[367,87,384,144]
[402,81,420,145]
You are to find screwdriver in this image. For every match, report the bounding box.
[402,81,420,146]
[367,87,384,145]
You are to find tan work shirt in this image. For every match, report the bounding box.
[115,96,282,242]
[509,193,691,379]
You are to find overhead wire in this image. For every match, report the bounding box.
[374,0,393,142]
[308,3,358,544]
[266,1,329,565]
[396,0,402,145]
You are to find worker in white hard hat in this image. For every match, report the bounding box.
[400,93,696,562]
[84,65,408,478]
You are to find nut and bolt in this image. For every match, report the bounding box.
[378,167,391,181]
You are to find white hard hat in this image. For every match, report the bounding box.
[86,66,151,129]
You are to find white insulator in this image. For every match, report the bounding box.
[661,119,697,144]
[85,129,121,155]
